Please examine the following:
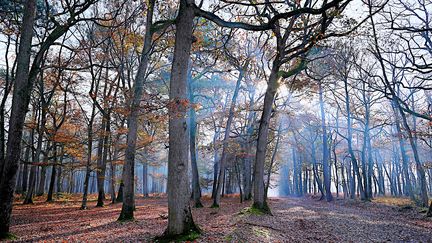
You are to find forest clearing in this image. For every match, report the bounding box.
[1,0,432,242]
[9,194,432,242]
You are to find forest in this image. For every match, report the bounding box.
[0,0,431,242]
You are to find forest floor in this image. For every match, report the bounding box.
[8,194,432,242]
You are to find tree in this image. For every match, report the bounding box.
[213,52,249,208]
[0,0,36,237]
[367,0,429,207]
[163,0,199,237]
[118,0,156,220]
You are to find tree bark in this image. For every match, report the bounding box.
[394,98,429,206]
[311,138,325,199]
[164,0,199,236]
[213,67,244,207]
[119,0,155,221]
[25,112,47,204]
[391,101,415,200]
[318,82,333,201]
[188,66,202,208]
[253,57,282,212]
[427,201,432,217]
[142,161,149,197]
[36,165,47,196]
[81,104,96,210]
[21,134,31,193]
[110,140,119,203]
[0,0,36,236]
[211,125,221,199]
[47,144,57,202]
[56,146,64,196]
[343,77,365,200]
[97,115,110,207]
[242,89,255,200]
[264,124,281,200]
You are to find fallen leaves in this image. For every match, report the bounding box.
[9,194,432,242]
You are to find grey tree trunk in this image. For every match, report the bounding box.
[47,144,57,202]
[264,124,281,200]
[36,166,47,196]
[369,4,428,206]
[427,201,432,217]
[142,161,149,197]
[97,115,110,207]
[375,152,385,195]
[25,114,47,204]
[332,140,339,197]
[21,134,31,193]
[343,77,365,200]
[96,119,106,207]
[242,89,255,200]
[0,0,36,236]
[81,103,96,210]
[56,146,64,196]
[118,0,155,221]
[318,82,333,201]
[311,137,325,199]
[164,0,198,236]
[394,98,429,207]
[391,101,415,200]
[188,65,202,208]
[253,58,281,212]
[213,68,244,207]
[110,139,119,203]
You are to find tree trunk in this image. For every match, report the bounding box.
[369,7,428,206]
[394,98,429,207]
[235,161,243,203]
[188,68,202,208]
[16,163,23,194]
[375,151,385,196]
[21,135,31,193]
[242,90,255,201]
[96,119,106,207]
[116,182,124,203]
[36,165,47,196]
[213,66,244,207]
[0,3,35,213]
[56,146,64,196]
[211,128,220,199]
[391,102,415,200]
[332,142,339,198]
[253,58,281,213]
[110,138,119,203]
[47,144,57,202]
[318,82,333,201]
[264,124,281,200]
[142,161,149,197]
[118,0,155,221]
[427,201,432,217]
[110,160,116,203]
[310,137,325,199]
[243,147,253,200]
[97,115,110,207]
[343,77,365,200]
[81,107,95,209]
[164,0,199,236]
[25,115,45,204]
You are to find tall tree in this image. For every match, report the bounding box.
[118,0,156,221]
[163,0,199,237]
[0,0,36,237]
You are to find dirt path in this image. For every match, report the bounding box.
[230,196,432,242]
[8,195,432,242]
